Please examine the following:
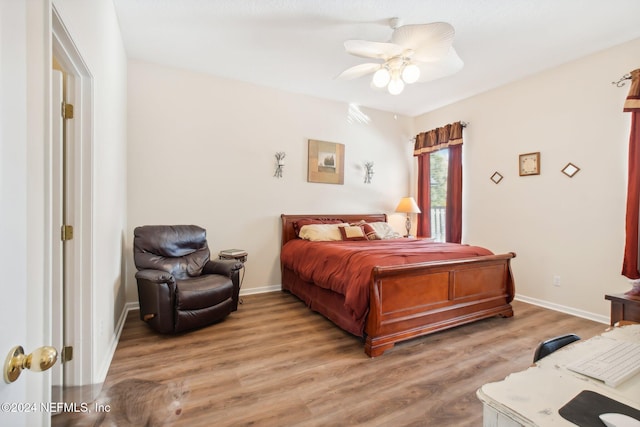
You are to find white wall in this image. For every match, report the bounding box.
[125,60,414,300]
[53,0,128,381]
[415,37,640,321]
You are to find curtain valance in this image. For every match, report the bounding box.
[413,121,463,156]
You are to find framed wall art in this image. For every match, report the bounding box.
[561,162,580,178]
[308,139,345,184]
[490,171,504,184]
[519,152,540,176]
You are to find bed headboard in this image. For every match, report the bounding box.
[280,213,388,247]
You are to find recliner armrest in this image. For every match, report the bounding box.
[135,269,175,284]
[135,269,176,333]
[203,259,243,311]
[203,259,243,277]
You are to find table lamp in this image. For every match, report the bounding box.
[395,197,421,237]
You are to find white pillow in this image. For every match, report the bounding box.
[369,222,402,239]
[298,223,350,241]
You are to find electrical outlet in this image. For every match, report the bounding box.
[553,275,561,287]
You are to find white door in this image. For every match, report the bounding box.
[0,1,49,425]
[51,65,80,404]
[51,69,65,399]
[0,80,32,422]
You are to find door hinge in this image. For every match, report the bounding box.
[61,346,73,363]
[61,225,74,241]
[62,102,74,119]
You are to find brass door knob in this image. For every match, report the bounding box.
[4,345,58,384]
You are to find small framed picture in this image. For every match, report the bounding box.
[308,139,345,185]
[519,152,540,176]
[490,172,503,184]
[562,162,580,178]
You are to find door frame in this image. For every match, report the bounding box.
[52,5,94,388]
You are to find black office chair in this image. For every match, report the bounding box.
[533,334,581,362]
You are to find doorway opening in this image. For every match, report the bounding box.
[51,5,96,405]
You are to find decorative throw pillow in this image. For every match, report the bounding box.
[298,223,349,241]
[369,222,402,239]
[338,225,368,241]
[293,218,344,237]
[350,220,379,240]
[361,222,379,240]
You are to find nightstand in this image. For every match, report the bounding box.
[605,293,640,326]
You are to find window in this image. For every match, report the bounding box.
[430,149,448,242]
[414,121,463,243]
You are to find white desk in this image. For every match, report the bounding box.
[477,324,640,426]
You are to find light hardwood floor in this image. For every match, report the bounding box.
[96,292,607,426]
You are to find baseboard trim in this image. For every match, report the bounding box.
[96,301,139,383]
[240,284,282,295]
[514,294,609,325]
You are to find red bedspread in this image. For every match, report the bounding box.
[280,239,493,327]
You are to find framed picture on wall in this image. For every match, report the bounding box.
[519,152,540,176]
[308,139,345,184]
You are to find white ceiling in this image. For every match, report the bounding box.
[112,0,640,117]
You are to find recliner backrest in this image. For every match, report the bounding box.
[134,225,210,280]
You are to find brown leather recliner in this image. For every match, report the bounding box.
[133,225,242,333]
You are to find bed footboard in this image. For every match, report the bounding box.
[365,252,516,357]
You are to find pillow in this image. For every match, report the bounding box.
[369,222,402,239]
[338,225,368,241]
[293,218,344,237]
[298,223,349,241]
[350,220,379,240]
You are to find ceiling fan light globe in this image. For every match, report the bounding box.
[401,64,420,84]
[372,68,391,88]
[387,78,404,95]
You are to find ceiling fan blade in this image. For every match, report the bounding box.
[415,48,464,82]
[344,40,403,59]
[392,22,455,61]
[336,63,381,80]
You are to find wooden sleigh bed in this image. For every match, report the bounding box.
[280,214,516,357]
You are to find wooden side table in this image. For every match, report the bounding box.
[604,293,640,326]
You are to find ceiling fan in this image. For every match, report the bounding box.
[337,18,463,95]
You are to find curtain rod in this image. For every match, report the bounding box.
[612,73,631,87]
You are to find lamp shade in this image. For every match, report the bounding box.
[395,197,421,214]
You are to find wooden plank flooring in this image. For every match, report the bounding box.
[76,292,608,426]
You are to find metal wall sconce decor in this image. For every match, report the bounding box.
[274,152,285,178]
[490,171,503,184]
[561,162,580,178]
[612,73,631,87]
[364,161,374,184]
